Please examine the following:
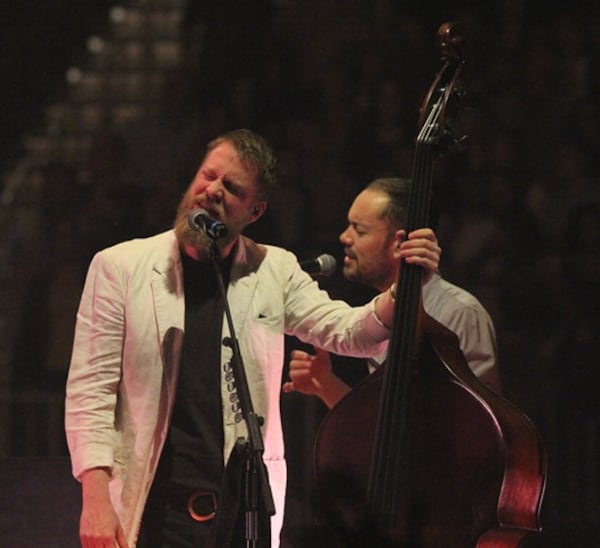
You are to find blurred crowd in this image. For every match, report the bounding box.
[2,0,599,541]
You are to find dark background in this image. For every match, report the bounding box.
[1,1,598,546]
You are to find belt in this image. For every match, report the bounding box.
[165,486,218,522]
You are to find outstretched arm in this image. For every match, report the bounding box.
[374,227,441,326]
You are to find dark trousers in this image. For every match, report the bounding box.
[137,497,215,548]
[137,491,250,548]
[138,447,272,547]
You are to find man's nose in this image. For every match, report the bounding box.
[206,180,224,202]
[339,228,351,244]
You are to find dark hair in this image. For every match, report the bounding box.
[207,128,278,200]
[365,177,411,230]
[366,176,440,231]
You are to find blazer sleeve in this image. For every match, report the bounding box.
[65,250,126,479]
[275,248,390,357]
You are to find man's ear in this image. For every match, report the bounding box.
[249,201,267,223]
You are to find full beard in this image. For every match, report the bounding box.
[173,195,214,256]
[172,194,240,259]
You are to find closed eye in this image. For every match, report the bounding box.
[223,178,246,199]
[350,223,367,236]
[203,169,218,181]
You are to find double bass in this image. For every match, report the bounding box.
[313,22,547,547]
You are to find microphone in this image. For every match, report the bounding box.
[300,254,337,277]
[188,208,228,240]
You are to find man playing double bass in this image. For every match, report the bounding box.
[283,176,501,405]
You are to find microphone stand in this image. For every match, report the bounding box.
[207,238,275,548]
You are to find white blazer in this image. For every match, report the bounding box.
[65,230,390,547]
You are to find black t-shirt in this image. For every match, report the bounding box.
[152,250,233,495]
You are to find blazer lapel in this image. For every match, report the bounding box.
[225,237,266,339]
[151,235,184,396]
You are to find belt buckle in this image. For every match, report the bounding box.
[187,490,217,522]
